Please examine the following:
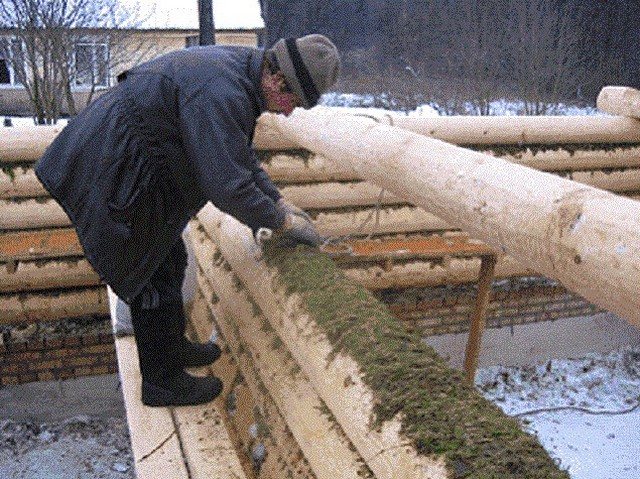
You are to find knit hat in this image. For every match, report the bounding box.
[270,34,340,108]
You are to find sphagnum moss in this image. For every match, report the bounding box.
[263,244,569,479]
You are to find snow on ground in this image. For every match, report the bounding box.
[2,116,68,128]
[476,346,640,479]
[0,415,134,479]
[320,92,600,117]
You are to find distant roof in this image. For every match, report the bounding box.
[122,0,264,31]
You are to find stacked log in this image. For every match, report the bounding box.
[0,127,106,324]
[188,203,569,479]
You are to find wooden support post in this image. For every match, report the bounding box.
[463,254,497,384]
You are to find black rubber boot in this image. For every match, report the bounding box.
[131,300,223,407]
[160,301,222,368]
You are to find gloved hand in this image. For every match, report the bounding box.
[277,198,312,223]
[272,212,322,247]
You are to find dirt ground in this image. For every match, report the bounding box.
[0,415,134,479]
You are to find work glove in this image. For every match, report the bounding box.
[277,198,312,223]
[272,212,322,247]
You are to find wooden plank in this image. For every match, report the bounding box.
[0,258,100,293]
[597,86,640,119]
[0,228,82,261]
[1,287,109,325]
[276,108,640,327]
[191,224,368,479]
[198,205,449,479]
[114,336,190,479]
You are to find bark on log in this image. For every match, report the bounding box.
[0,167,46,198]
[0,258,100,293]
[1,286,109,325]
[597,86,640,119]
[0,228,82,261]
[274,109,640,326]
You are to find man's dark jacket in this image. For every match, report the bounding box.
[35,46,285,303]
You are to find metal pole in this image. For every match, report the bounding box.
[198,0,215,45]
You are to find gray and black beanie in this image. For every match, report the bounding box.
[269,34,341,108]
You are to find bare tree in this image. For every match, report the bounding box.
[0,0,150,123]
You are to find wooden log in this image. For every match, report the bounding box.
[188,287,316,479]
[1,286,108,325]
[198,206,449,479]
[567,169,640,192]
[191,230,368,479]
[597,86,640,119]
[275,109,640,327]
[6,113,640,164]
[0,228,82,261]
[342,255,530,290]
[0,126,63,163]
[198,204,567,478]
[263,147,640,184]
[0,199,70,230]
[0,166,46,198]
[282,181,404,210]
[315,205,450,237]
[0,258,100,293]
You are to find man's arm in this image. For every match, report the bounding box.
[179,91,285,232]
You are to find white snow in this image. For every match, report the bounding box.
[1,116,68,127]
[120,0,264,31]
[320,93,601,117]
[476,347,640,478]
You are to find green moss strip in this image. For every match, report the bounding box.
[263,244,568,479]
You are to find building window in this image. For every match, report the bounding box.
[185,35,199,48]
[0,58,10,84]
[74,41,109,87]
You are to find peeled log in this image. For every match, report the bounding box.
[597,86,640,119]
[6,113,640,163]
[0,167,46,198]
[0,258,100,293]
[274,109,640,327]
[0,126,63,163]
[0,199,70,230]
[264,147,640,184]
[1,286,109,325]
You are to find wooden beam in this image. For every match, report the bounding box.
[597,86,640,119]
[0,166,46,198]
[0,228,82,261]
[0,126,63,163]
[275,109,640,327]
[114,336,191,479]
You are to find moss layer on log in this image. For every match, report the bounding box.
[261,243,568,479]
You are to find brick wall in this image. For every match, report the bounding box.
[380,279,601,336]
[0,332,117,386]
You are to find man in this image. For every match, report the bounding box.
[35,35,340,407]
